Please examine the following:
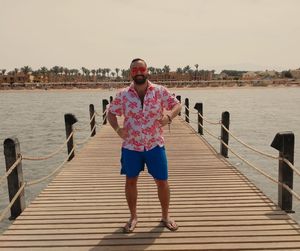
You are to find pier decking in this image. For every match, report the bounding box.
[1,118,300,250]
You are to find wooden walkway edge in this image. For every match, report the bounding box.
[1,118,300,250]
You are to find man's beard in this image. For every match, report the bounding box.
[133,75,147,85]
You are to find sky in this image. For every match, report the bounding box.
[0,0,299,73]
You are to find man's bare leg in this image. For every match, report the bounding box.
[124,176,138,232]
[155,179,178,231]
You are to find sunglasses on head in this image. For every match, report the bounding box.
[131,67,147,75]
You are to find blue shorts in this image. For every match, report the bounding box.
[120,146,168,180]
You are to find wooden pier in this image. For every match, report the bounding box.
[1,118,300,250]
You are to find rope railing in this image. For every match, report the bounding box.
[220,139,300,201]
[27,147,75,186]
[182,105,300,205]
[190,117,300,201]
[76,124,97,146]
[194,121,220,141]
[74,113,97,132]
[220,124,300,177]
[183,105,221,125]
[195,110,221,125]
[0,146,75,223]
[186,108,300,178]
[0,155,22,186]
[0,182,26,222]
[1,103,109,222]
[22,131,74,161]
[95,109,108,117]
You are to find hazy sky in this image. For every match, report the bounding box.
[1,0,299,72]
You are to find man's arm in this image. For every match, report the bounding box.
[159,103,182,127]
[107,111,128,139]
[168,103,182,120]
[107,111,120,131]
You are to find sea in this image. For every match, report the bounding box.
[0,86,299,233]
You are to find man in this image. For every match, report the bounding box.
[107,58,181,233]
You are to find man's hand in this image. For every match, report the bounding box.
[158,115,170,127]
[116,128,128,140]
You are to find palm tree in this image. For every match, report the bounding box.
[50,66,60,82]
[115,68,120,77]
[39,67,48,82]
[194,64,199,79]
[121,69,130,80]
[148,67,155,75]
[14,68,19,75]
[106,68,111,78]
[1,69,6,75]
[156,68,162,74]
[100,69,106,78]
[58,67,64,75]
[51,66,60,75]
[40,67,48,75]
[183,65,191,73]
[176,68,183,74]
[21,66,32,75]
[81,67,87,76]
[163,65,170,73]
[64,67,70,75]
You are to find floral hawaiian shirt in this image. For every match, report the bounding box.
[108,81,179,152]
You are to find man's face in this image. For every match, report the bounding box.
[130,61,148,85]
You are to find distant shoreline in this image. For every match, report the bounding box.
[0,79,299,92]
[1,84,300,94]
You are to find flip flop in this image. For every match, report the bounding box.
[161,219,179,231]
[123,219,138,233]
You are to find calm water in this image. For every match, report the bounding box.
[0,87,299,233]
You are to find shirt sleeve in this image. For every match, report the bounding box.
[161,86,180,110]
[108,92,123,116]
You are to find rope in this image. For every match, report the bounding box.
[196,121,220,141]
[103,113,108,124]
[22,132,74,161]
[0,182,26,222]
[184,113,190,120]
[74,113,97,132]
[184,105,191,111]
[89,113,96,123]
[0,156,22,186]
[76,124,97,145]
[196,111,221,125]
[283,159,300,176]
[26,147,75,186]
[0,147,74,222]
[220,139,300,201]
[220,124,300,177]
